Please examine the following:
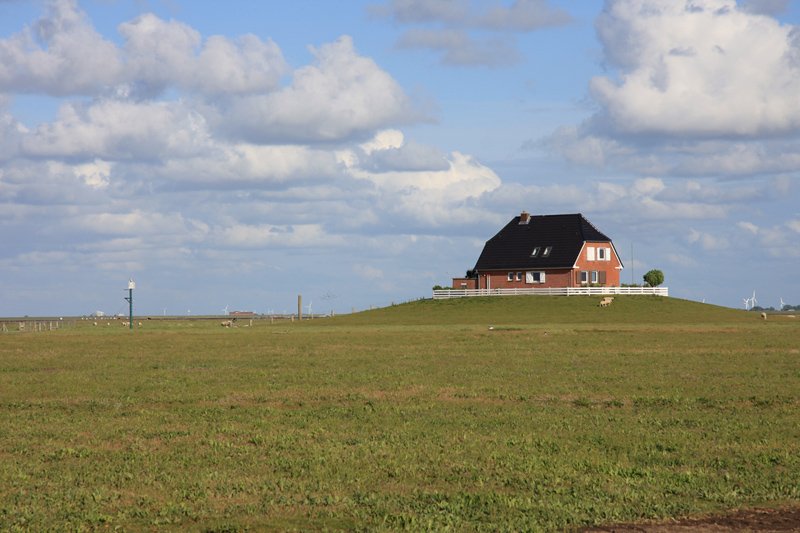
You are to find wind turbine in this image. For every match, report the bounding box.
[306,300,313,318]
[223,304,229,316]
[750,290,758,309]
[322,291,337,316]
[743,297,751,311]
[780,297,786,311]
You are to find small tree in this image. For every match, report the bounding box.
[643,269,664,287]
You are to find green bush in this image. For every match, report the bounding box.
[643,269,665,287]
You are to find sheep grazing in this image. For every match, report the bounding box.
[220,320,233,328]
[760,312,767,321]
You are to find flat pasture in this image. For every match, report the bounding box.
[1,297,798,530]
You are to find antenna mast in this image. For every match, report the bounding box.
[630,241,634,285]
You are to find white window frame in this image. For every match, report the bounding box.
[597,247,606,260]
[580,271,588,284]
[531,247,540,257]
[507,272,514,282]
[587,246,595,261]
[542,246,552,257]
[526,271,545,284]
[591,271,599,284]
[515,272,523,281]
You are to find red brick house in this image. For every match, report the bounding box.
[452,211,623,290]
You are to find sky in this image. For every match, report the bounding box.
[1,0,799,317]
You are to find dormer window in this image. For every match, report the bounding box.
[531,247,540,257]
[542,246,552,257]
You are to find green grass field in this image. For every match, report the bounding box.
[1,296,798,531]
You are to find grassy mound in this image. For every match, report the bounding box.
[335,295,751,326]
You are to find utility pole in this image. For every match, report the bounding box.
[124,279,135,330]
[297,294,302,321]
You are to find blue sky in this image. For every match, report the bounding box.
[1,0,799,316]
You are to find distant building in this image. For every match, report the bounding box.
[452,211,623,289]
[230,311,256,317]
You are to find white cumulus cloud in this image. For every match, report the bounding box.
[22,99,213,159]
[73,159,111,189]
[592,0,800,137]
[0,0,122,95]
[218,36,417,143]
[0,0,287,98]
[688,228,729,250]
[372,0,570,67]
[119,13,287,97]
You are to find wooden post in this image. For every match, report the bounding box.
[298,294,302,321]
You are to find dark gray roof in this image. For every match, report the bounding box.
[474,213,613,271]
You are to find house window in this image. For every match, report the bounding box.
[507,272,514,281]
[598,247,606,260]
[531,247,540,257]
[542,246,552,257]
[526,271,545,284]
[587,246,595,261]
[579,271,588,284]
[515,272,523,281]
[591,271,599,284]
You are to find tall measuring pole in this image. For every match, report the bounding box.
[630,242,634,286]
[124,279,135,330]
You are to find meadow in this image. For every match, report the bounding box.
[0,296,798,531]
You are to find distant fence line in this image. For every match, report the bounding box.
[1,320,74,333]
[432,286,669,300]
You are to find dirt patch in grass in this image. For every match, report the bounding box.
[582,505,800,532]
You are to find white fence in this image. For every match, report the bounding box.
[1,320,70,333]
[433,286,669,299]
